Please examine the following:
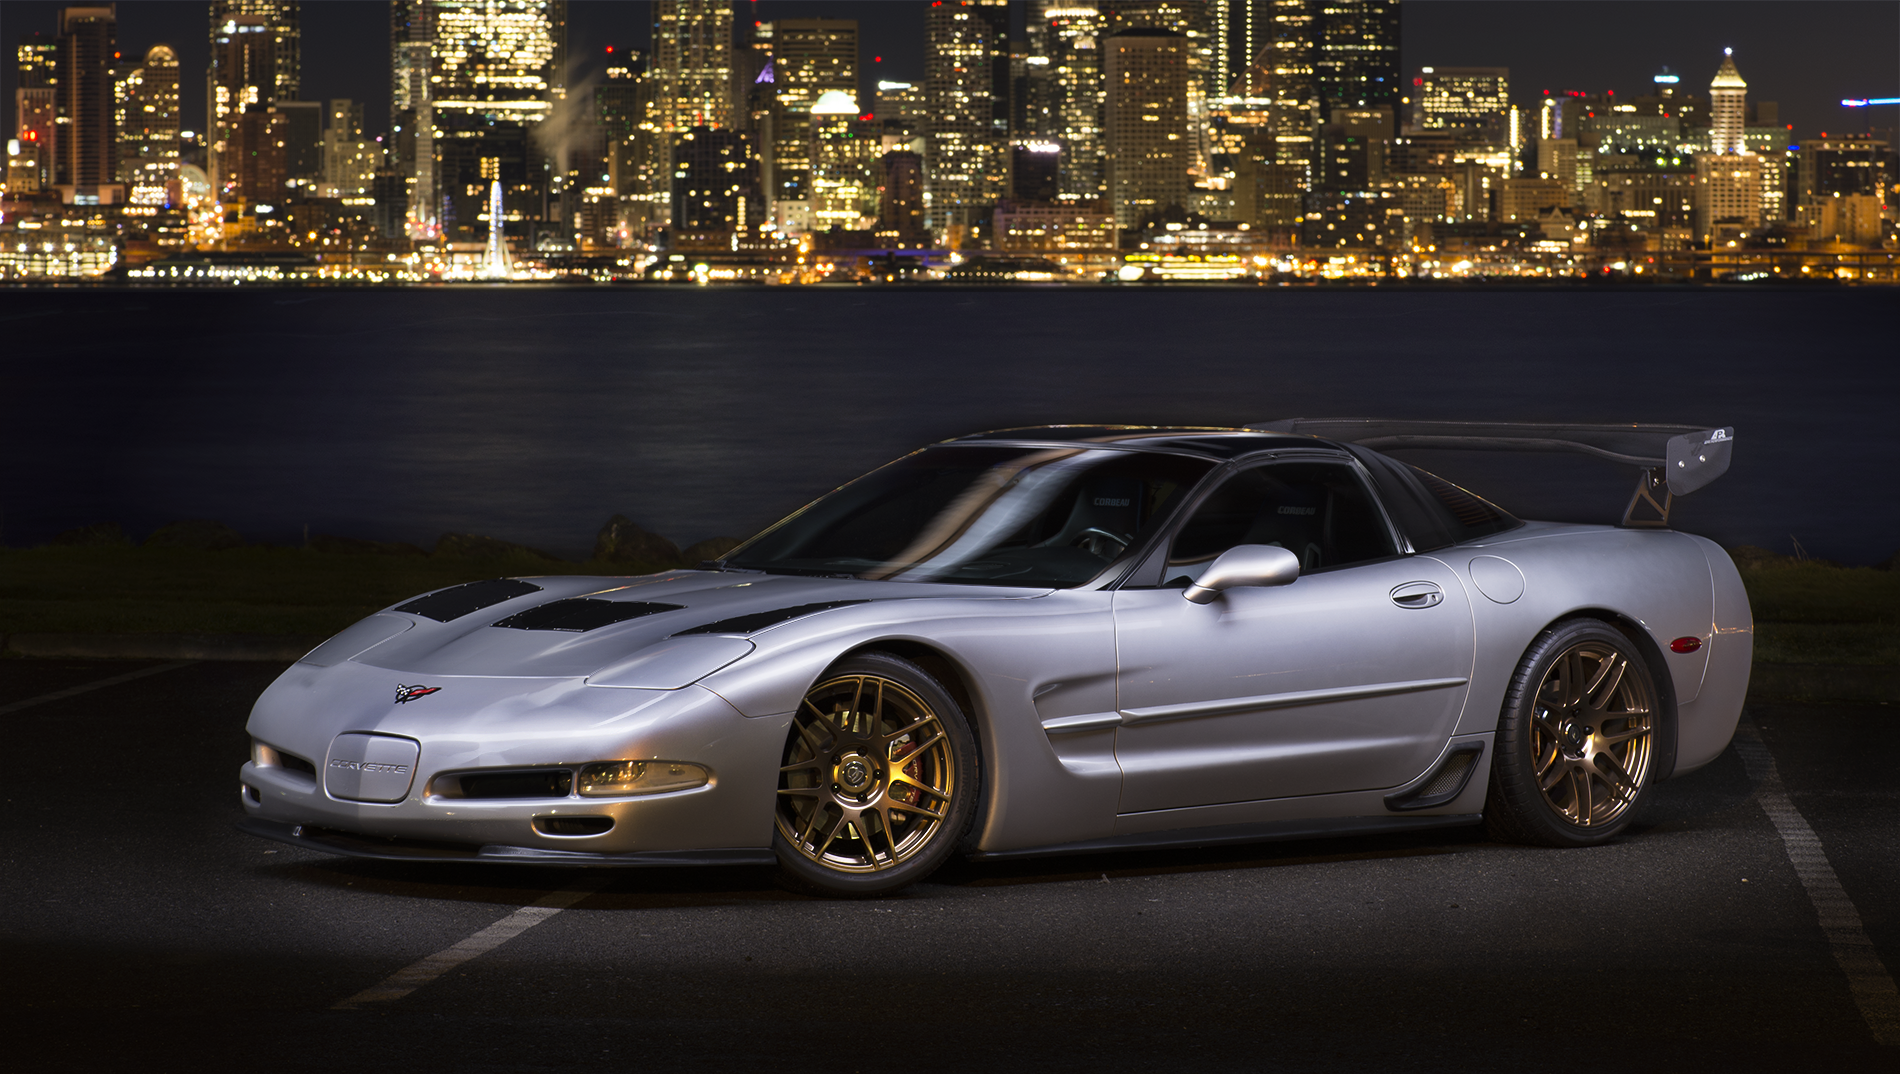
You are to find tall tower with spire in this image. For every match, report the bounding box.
[1694,49,1762,242]
[1709,49,1746,154]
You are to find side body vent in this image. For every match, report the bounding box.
[675,600,869,636]
[493,599,683,633]
[398,579,543,622]
[1385,744,1485,812]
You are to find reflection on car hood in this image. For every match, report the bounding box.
[346,571,1042,678]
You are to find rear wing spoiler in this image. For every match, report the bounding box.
[1248,419,1734,529]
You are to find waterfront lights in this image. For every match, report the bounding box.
[577,761,709,797]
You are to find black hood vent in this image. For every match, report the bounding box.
[493,598,684,633]
[675,600,870,636]
[398,579,543,622]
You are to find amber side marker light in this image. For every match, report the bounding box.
[1670,637,1703,654]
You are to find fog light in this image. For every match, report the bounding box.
[577,761,709,797]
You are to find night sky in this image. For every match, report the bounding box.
[2,1,1895,145]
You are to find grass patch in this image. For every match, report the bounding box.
[1737,557,1900,666]
[0,545,676,639]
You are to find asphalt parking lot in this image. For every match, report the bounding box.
[3,658,1895,1073]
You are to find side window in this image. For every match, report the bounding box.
[1164,461,1397,584]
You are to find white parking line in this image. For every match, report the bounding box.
[0,661,194,716]
[331,881,604,1009]
[1734,720,1900,1047]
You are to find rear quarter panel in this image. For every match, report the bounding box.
[1443,524,1718,769]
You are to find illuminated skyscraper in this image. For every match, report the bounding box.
[1708,50,1746,155]
[430,0,561,127]
[653,1,735,133]
[1103,1,1215,182]
[207,0,299,191]
[60,5,119,196]
[1694,51,1760,239]
[1315,0,1399,115]
[115,45,181,205]
[925,0,1010,239]
[1105,29,1192,229]
[423,1,564,243]
[1028,2,1108,202]
[809,89,870,229]
[209,14,285,200]
[763,19,858,211]
[12,33,61,193]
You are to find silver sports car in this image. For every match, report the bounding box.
[239,421,1750,895]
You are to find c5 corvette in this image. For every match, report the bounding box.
[239,421,1749,895]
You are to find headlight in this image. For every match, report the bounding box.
[577,760,709,797]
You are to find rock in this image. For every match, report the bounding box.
[144,519,245,550]
[309,533,428,557]
[593,515,682,566]
[49,522,132,547]
[682,537,745,565]
[434,533,565,561]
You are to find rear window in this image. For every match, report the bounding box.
[1409,466,1518,542]
[1346,446,1518,551]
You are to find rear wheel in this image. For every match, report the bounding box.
[772,652,978,896]
[1485,620,1659,847]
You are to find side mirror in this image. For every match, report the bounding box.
[1184,544,1301,604]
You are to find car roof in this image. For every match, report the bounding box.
[945,425,1327,461]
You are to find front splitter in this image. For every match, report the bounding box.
[236,817,776,868]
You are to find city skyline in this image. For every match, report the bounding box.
[3,1,1892,148]
[2,1,1894,284]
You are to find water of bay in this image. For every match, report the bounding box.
[2,285,1894,564]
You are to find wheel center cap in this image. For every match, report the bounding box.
[836,754,874,793]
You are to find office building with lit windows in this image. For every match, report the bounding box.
[924,0,1010,241]
[115,45,181,206]
[421,1,564,244]
[12,33,61,193]
[762,19,858,214]
[653,0,734,134]
[671,126,754,233]
[1104,29,1192,230]
[1315,0,1400,115]
[1025,2,1109,202]
[809,89,871,230]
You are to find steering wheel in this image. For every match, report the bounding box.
[1070,528,1129,560]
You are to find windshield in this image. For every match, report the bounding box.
[725,445,1215,587]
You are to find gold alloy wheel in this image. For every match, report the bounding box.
[1529,641,1656,827]
[775,673,957,874]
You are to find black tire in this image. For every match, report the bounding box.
[772,652,979,896]
[1485,619,1661,847]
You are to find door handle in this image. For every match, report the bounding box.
[1390,581,1444,609]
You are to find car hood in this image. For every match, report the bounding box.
[325,570,1046,680]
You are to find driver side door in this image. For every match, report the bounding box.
[1112,459,1475,814]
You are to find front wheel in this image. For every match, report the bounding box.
[772,652,978,896]
[1485,620,1660,847]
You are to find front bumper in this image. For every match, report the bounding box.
[242,668,794,856]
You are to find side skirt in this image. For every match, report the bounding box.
[964,813,1483,861]
[237,817,776,868]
